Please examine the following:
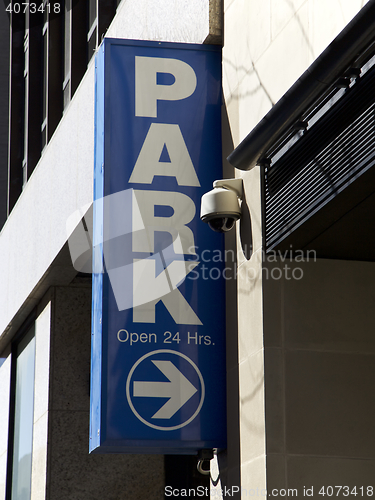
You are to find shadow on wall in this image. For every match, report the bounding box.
[209,100,241,499]
[240,198,252,261]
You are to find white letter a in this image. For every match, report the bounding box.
[129,123,200,187]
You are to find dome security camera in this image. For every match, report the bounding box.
[200,178,243,233]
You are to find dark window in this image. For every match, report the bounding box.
[41,17,48,150]
[63,0,71,108]
[0,1,10,229]
[87,0,97,61]
[7,0,119,218]
[22,26,29,186]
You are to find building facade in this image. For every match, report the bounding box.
[1,0,374,498]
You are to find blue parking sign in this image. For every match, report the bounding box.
[90,38,226,454]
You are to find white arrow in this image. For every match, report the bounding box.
[133,360,198,419]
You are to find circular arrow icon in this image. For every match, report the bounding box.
[126,349,205,431]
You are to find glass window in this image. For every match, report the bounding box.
[63,0,71,109]
[88,0,97,34]
[64,0,71,79]
[23,28,29,186]
[41,13,48,150]
[9,326,36,500]
[87,0,97,61]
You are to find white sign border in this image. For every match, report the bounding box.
[126,349,205,431]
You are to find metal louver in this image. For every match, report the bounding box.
[265,61,375,250]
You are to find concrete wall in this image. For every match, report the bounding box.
[31,302,51,499]
[222,0,371,494]
[0,272,164,500]
[45,284,164,500]
[106,0,215,43]
[0,2,221,498]
[263,259,375,490]
[0,61,95,348]
[223,0,370,147]
[0,0,219,348]
[2,0,374,497]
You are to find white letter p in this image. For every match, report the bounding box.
[135,56,197,118]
